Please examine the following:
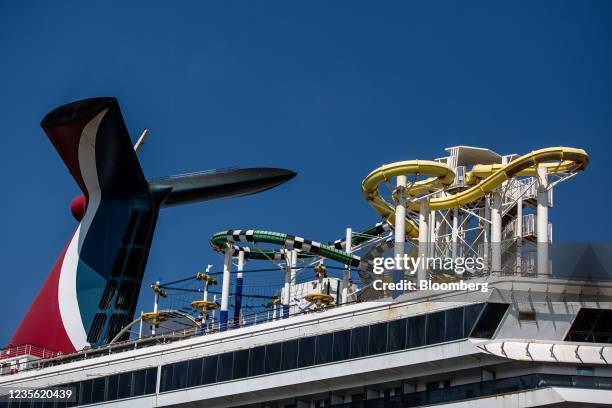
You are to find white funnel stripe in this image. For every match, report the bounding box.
[57,109,106,350]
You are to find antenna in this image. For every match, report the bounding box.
[134,128,149,153]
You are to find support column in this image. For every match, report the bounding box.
[491,188,502,272]
[537,165,549,275]
[151,280,160,336]
[233,251,245,328]
[220,244,232,331]
[483,197,490,266]
[282,251,292,318]
[451,208,458,260]
[342,227,352,304]
[393,175,407,298]
[417,198,429,282]
[516,197,523,273]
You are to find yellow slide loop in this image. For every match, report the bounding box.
[362,147,589,237]
[362,160,456,238]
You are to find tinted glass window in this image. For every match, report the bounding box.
[426,311,445,345]
[265,343,282,373]
[202,355,218,384]
[132,370,146,396]
[145,368,157,395]
[79,380,92,405]
[106,374,119,401]
[407,315,426,348]
[249,346,266,376]
[316,333,333,365]
[471,303,509,339]
[350,326,369,358]
[187,358,203,387]
[217,352,233,382]
[172,361,188,390]
[464,303,484,336]
[332,330,350,361]
[281,340,298,370]
[91,377,105,403]
[160,365,173,392]
[298,336,315,367]
[388,318,407,351]
[369,322,388,355]
[118,372,133,399]
[233,349,249,379]
[445,307,464,341]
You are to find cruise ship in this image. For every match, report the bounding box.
[1,97,610,408]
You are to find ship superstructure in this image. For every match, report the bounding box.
[2,119,609,408]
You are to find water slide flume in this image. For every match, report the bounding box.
[362,147,589,239]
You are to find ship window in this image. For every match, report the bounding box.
[281,340,298,370]
[173,361,188,390]
[470,303,509,338]
[464,303,484,336]
[111,248,127,277]
[249,346,266,376]
[99,280,117,310]
[79,380,92,405]
[332,330,351,361]
[133,369,146,396]
[233,349,249,379]
[160,365,172,392]
[91,377,105,403]
[187,358,204,387]
[145,367,157,395]
[87,313,106,343]
[350,325,369,358]
[388,318,407,351]
[426,311,445,344]
[369,322,388,355]
[106,374,119,401]
[407,315,426,348]
[445,307,464,341]
[315,333,333,365]
[117,372,133,399]
[565,308,612,343]
[217,352,233,382]
[265,343,282,373]
[298,337,315,367]
[201,355,218,385]
[134,211,153,245]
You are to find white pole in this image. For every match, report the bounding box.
[483,197,490,265]
[138,311,143,339]
[516,197,523,273]
[394,176,407,290]
[152,281,160,336]
[220,244,232,330]
[418,198,429,281]
[342,227,352,304]
[491,188,502,272]
[283,252,291,318]
[429,211,437,258]
[537,165,549,275]
[451,208,458,260]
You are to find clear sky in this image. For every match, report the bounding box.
[0,1,610,347]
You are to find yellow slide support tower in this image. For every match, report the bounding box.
[362,147,589,237]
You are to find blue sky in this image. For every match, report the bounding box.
[0,1,610,346]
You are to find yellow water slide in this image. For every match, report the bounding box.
[361,147,589,238]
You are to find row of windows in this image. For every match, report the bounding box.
[160,303,509,393]
[1,367,157,408]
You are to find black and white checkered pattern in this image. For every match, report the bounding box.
[332,222,392,249]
